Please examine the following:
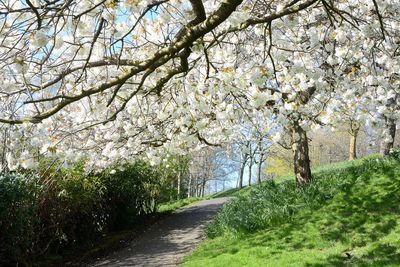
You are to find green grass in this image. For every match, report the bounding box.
[158,197,203,213]
[158,189,240,213]
[182,153,400,266]
[211,187,247,198]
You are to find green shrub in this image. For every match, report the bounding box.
[0,173,40,265]
[0,157,172,265]
[155,155,190,202]
[35,174,108,253]
[103,160,160,229]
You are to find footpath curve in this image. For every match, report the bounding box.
[91,197,229,267]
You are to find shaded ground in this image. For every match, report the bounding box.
[91,197,229,267]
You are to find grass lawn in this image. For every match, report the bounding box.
[158,197,204,213]
[182,155,400,266]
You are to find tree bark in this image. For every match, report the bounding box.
[348,120,360,161]
[256,153,264,184]
[349,133,357,160]
[291,122,312,186]
[201,176,206,197]
[238,159,246,189]
[248,155,253,186]
[194,175,198,197]
[187,173,192,198]
[380,117,396,156]
[1,128,8,173]
[348,129,359,161]
[177,171,181,199]
[256,137,265,184]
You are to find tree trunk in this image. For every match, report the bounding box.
[177,171,181,200]
[348,120,360,161]
[238,160,246,189]
[170,180,174,201]
[256,155,263,184]
[256,138,265,184]
[291,122,312,186]
[247,157,253,186]
[201,177,206,197]
[328,146,332,164]
[1,128,8,172]
[349,134,357,160]
[187,173,192,198]
[348,128,359,161]
[194,175,198,197]
[380,117,396,156]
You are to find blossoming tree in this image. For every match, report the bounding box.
[0,0,398,186]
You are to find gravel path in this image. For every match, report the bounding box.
[91,197,229,267]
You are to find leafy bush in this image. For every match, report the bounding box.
[36,174,108,253]
[102,160,160,228]
[155,154,191,202]
[0,158,175,265]
[0,173,41,265]
[0,166,109,265]
[206,153,394,238]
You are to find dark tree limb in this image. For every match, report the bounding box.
[372,0,386,40]
[26,0,42,29]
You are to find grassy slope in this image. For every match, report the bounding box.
[158,197,203,213]
[211,187,248,198]
[182,156,400,266]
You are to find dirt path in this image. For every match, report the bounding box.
[91,197,229,267]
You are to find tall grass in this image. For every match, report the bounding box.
[205,154,385,238]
